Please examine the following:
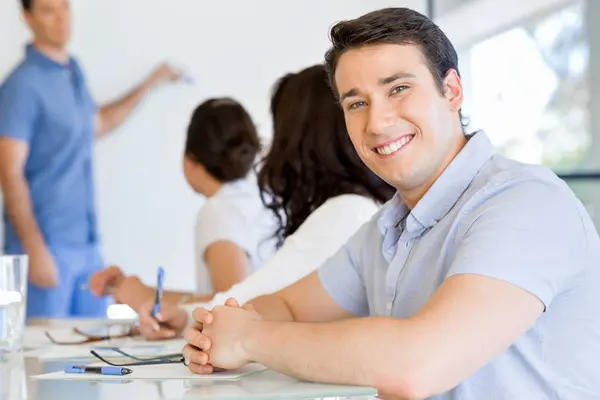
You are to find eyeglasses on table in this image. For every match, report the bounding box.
[90,346,186,367]
[44,324,139,345]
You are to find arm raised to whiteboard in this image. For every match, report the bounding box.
[94,63,183,138]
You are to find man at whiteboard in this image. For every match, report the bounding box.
[0,0,183,319]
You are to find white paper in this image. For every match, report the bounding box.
[30,362,267,381]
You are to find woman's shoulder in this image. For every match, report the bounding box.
[293,194,380,235]
[200,180,255,212]
[313,194,380,217]
[196,180,271,235]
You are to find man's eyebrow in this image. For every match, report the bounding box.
[340,88,360,102]
[339,72,416,102]
[378,72,416,85]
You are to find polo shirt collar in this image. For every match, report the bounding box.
[25,43,73,70]
[378,130,496,236]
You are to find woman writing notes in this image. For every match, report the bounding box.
[135,64,395,339]
[89,98,277,311]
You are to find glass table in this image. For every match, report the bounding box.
[1,319,378,400]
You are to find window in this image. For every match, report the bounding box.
[459,1,600,229]
[462,3,590,172]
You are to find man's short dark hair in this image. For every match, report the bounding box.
[324,7,468,130]
[21,0,32,11]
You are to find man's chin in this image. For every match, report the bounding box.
[373,158,412,178]
[48,36,70,48]
[380,169,425,193]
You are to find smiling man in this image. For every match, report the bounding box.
[181,8,600,399]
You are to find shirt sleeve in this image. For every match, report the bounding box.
[0,76,39,142]
[447,177,589,310]
[210,195,380,306]
[195,200,253,262]
[317,217,377,317]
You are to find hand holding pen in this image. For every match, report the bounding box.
[138,300,188,340]
[136,267,190,340]
[149,267,175,331]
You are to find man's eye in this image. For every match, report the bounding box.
[391,85,409,95]
[348,101,367,110]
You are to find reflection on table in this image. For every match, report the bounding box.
[1,318,378,400]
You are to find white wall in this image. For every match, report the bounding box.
[0,0,425,291]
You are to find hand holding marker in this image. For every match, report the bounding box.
[170,62,194,84]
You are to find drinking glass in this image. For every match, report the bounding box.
[0,255,28,354]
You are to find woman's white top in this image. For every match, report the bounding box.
[193,179,277,295]
[183,193,381,313]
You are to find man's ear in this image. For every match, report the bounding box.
[23,10,34,30]
[443,69,464,112]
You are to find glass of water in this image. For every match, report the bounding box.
[0,354,27,399]
[0,255,28,354]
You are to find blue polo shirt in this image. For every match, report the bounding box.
[318,131,600,399]
[0,44,98,251]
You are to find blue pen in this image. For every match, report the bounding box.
[152,267,165,318]
[65,365,132,376]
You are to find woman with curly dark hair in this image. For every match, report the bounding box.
[135,65,394,339]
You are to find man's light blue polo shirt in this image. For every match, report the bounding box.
[318,131,600,399]
[0,44,98,251]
